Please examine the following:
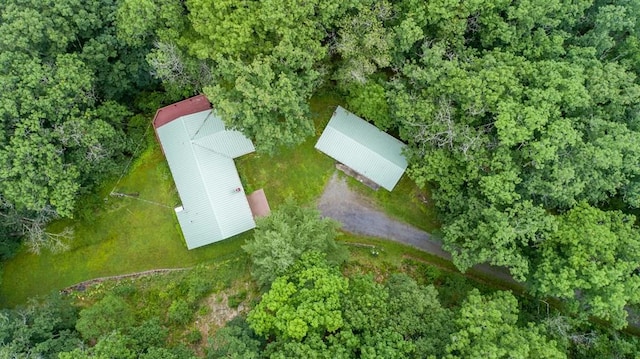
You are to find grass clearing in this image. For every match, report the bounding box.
[0,143,250,307]
[0,90,442,308]
[343,174,440,234]
[0,91,349,307]
[235,92,340,207]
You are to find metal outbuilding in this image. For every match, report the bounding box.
[153,96,257,249]
[315,106,408,191]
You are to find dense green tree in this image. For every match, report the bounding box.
[0,0,155,102]
[344,81,393,130]
[0,53,127,220]
[446,289,566,359]
[544,315,640,358]
[248,252,348,341]
[59,331,136,359]
[386,11,640,285]
[333,1,393,85]
[142,0,363,153]
[442,199,555,281]
[207,317,261,359]
[116,0,165,46]
[385,274,453,358]
[121,0,210,99]
[0,0,155,252]
[84,331,136,359]
[533,203,640,329]
[203,55,318,153]
[242,201,347,287]
[129,318,169,354]
[219,262,455,358]
[339,275,416,358]
[0,294,80,358]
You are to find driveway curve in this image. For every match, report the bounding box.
[317,173,515,284]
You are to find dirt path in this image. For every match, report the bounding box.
[317,173,516,284]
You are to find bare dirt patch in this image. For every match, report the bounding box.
[193,283,253,339]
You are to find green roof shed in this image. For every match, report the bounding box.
[315,106,408,191]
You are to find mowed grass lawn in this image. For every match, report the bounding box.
[0,145,252,307]
[0,92,438,307]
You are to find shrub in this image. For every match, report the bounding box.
[167,299,192,325]
[76,295,135,340]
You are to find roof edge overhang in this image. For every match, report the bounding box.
[152,94,212,129]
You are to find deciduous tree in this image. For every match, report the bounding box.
[446,289,566,359]
[242,202,347,287]
[533,203,640,329]
[248,252,348,341]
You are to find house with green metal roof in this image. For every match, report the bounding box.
[153,96,257,249]
[315,106,408,191]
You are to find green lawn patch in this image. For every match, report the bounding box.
[343,173,440,234]
[0,144,250,307]
[235,92,340,207]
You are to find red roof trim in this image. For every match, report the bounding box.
[152,94,212,129]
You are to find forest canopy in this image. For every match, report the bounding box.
[121,0,640,327]
[0,0,160,254]
[1,0,640,334]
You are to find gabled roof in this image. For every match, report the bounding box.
[154,103,256,249]
[315,106,408,191]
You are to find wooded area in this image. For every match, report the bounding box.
[1,0,640,357]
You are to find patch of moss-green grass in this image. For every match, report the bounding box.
[0,143,250,308]
[338,233,455,272]
[236,92,341,207]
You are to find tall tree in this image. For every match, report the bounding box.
[143,0,361,153]
[333,1,394,85]
[446,289,566,359]
[242,202,347,287]
[0,0,155,252]
[533,203,640,329]
[387,12,640,282]
[248,252,348,341]
[0,294,81,358]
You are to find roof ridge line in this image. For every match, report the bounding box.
[190,110,216,140]
[191,141,233,159]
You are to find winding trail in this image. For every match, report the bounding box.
[317,173,516,284]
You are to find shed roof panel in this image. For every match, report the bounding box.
[193,130,255,159]
[315,106,408,190]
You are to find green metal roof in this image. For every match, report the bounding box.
[156,110,256,249]
[315,106,408,191]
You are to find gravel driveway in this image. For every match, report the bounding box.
[317,172,515,283]
[318,173,451,258]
